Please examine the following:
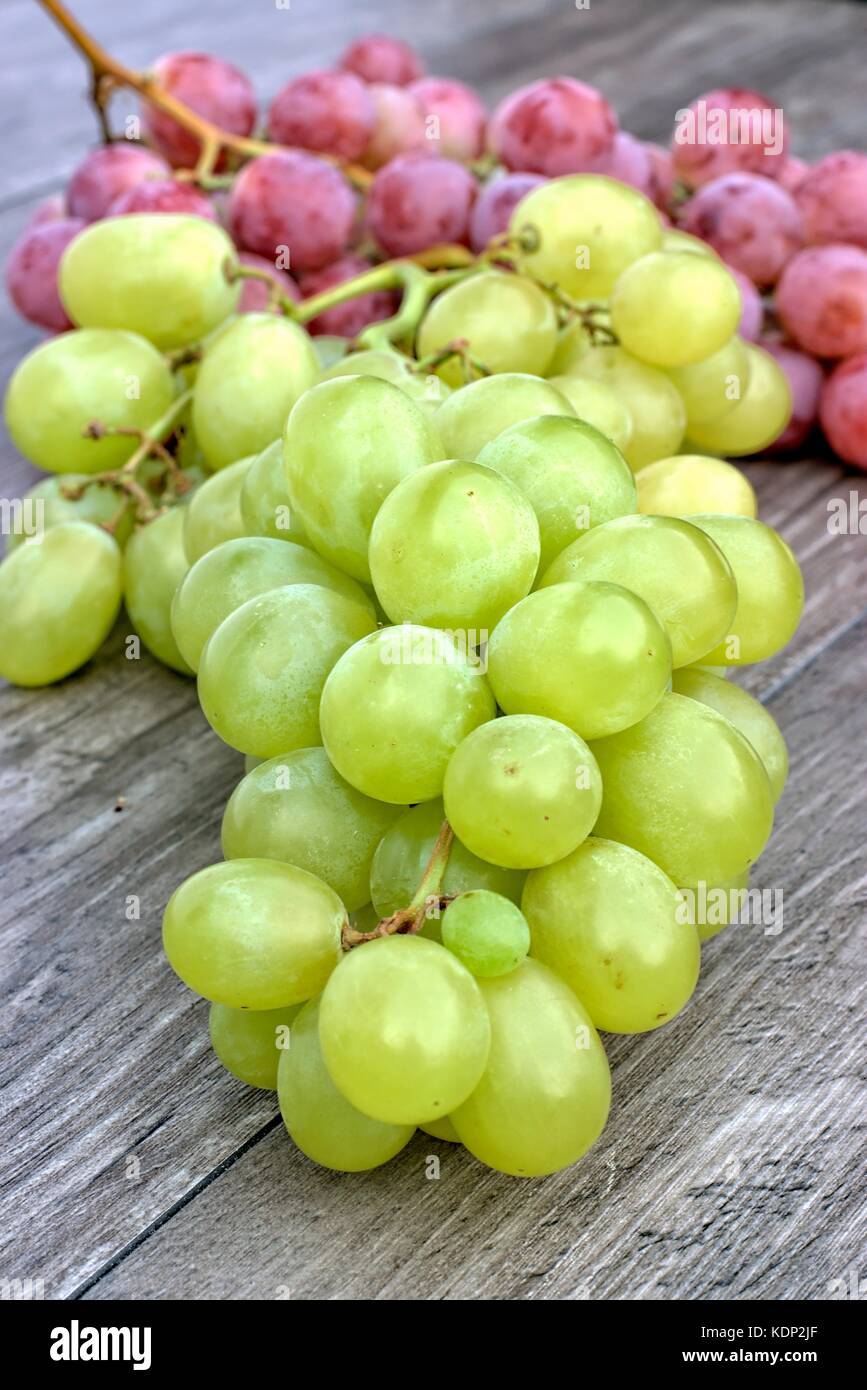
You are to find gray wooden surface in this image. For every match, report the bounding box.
[1,0,865,1302]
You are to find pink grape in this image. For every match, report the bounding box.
[237,252,301,314]
[776,244,867,359]
[228,151,357,273]
[108,178,216,219]
[408,77,487,162]
[469,172,546,253]
[268,70,376,163]
[363,84,426,169]
[67,144,171,221]
[5,217,85,331]
[730,266,764,341]
[820,353,867,470]
[488,77,617,177]
[671,88,788,189]
[301,254,397,337]
[794,151,867,250]
[682,173,804,287]
[339,33,424,87]
[141,52,257,169]
[27,194,66,228]
[366,153,477,257]
[763,342,824,451]
[645,141,676,211]
[778,156,809,194]
[593,132,655,197]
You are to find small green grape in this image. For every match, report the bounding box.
[441,890,531,978]
[182,455,253,564]
[209,1002,301,1090]
[240,439,311,547]
[123,507,192,674]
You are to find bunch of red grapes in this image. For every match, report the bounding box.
[6,33,867,469]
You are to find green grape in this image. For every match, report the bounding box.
[661,228,718,257]
[450,957,611,1177]
[284,376,444,582]
[419,1116,460,1142]
[6,474,133,553]
[0,521,121,687]
[548,314,605,374]
[370,799,526,923]
[443,715,602,870]
[319,625,495,804]
[240,440,310,547]
[690,869,751,943]
[416,271,558,388]
[320,347,450,416]
[183,456,253,564]
[570,345,686,470]
[368,460,540,631]
[171,535,374,672]
[278,996,415,1171]
[244,754,264,773]
[611,251,741,368]
[540,514,737,669]
[163,858,345,1008]
[222,747,401,913]
[488,581,671,740]
[686,345,792,456]
[441,890,530,978]
[476,414,636,571]
[197,583,375,758]
[523,837,700,1033]
[636,454,757,519]
[122,507,192,674]
[192,315,319,471]
[591,691,774,886]
[545,375,633,454]
[687,514,804,664]
[434,373,574,461]
[209,1001,300,1090]
[59,213,240,350]
[511,174,662,299]
[313,335,349,368]
[348,902,380,934]
[318,934,491,1125]
[671,668,788,802]
[665,337,750,427]
[4,328,176,475]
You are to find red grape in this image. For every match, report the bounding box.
[794,151,867,250]
[671,88,788,189]
[593,132,655,197]
[645,141,676,211]
[763,342,824,451]
[228,152,358,273]
[776,244,867,359]
[301,254,397,337]
[488,77,617,177]
[363,84,427,169]
[408,78,487,162]
[67,143,171,221]
[27,194,67,228]
[469,172,546,253]
[108,178,216,219]
[5,217,85,331]
[778,156,809,194]
[268,70,376,163]
[366,153,477,257]
[682,173,804,286]
[141,52,257,169]
[339,34,424,87]
[819,353,867,470]
[237,252,301,314]
[730,266,764,341]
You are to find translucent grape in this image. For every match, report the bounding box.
[686,344,792,456]
[300,254,397,338]
[443,714,602,870]
[362,84,426,169]
[5,217,84,331]
[221,747,401,912]
[209,1001,300,1090]
[0,522,121,687]
[284,376,444,582]
[172,535,373,671]
[775,244,867,358]
[819,353,867,470]
[66,143,171,221]
[339,34,424,86]
[239,440,310,546]
[682,172,804,286]
[793,151,867,249]
[670,88,788,189]
[664,336,751,427]
[366,153,477,257]
[197,583,376,757]
[319,934,490,1125]
[469,173,545,253]
[450,958,610,1177]
[278,997,415,1171]
[763,343,823,452]
[569,345,686,470]
[407,77,487,161]
[544,377,633,455]
[635,454,757,518]
[192,314,319,471]
[59,214,241,350]
[162,858,345,1008]
[236,252,301,315]
[6,474,133,553]
[611,251,742,367]
[268,70,375,162]
[183,456,253,563]
[369,460,540,631]
[510,175,662,299]
[434,372,574,461]
[441,891,530,978]
[4,328,176,475]
[123,507,192,674]
[141,52,257,169]
[228,152,357,273]
[320,625,496,804]
[686,515,804,665]
[671,668,788,802]
[487,580,671,740]
[488,78,616,177]
[416,271,558,387]
[476,414,636,571]
[591,691,774,885]
[541,514,736,669]
[108,179,216,220]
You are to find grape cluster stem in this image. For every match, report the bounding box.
[342,821,456,950]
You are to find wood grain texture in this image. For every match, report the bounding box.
[1,0,866,1302]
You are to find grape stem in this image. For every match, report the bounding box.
[342,821,456,950]
[413,339,492,382]
[66,389,194,523]
[224,258,300,317]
